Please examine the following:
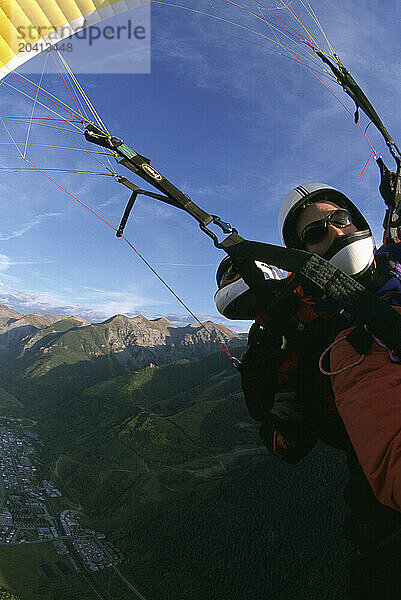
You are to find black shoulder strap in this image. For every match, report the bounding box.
[222,237,401,358]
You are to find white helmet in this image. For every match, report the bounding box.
[278,183,376,279]
[214,256,287,320]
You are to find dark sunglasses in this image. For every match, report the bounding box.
[300,208,353,246]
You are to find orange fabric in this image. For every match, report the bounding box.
[330,308,401,512]
[277,350,298,387]
[273,430,288,459]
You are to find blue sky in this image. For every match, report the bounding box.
[0,0,400,331]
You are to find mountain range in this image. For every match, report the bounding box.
[0,301,245,404]
[0,302,244,366]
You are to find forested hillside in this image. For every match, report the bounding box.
[29,353,351,599]
[0,303,352,598]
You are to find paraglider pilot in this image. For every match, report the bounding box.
[215,183,401,600]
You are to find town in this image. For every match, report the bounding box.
[0,420,124,573]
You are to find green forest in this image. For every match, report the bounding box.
[0,347,353,599]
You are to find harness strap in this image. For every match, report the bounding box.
[377,156,401,244]
[222,238,401,358]
[376,156,401,245]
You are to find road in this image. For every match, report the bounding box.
[65,538,115,600]
[0,534,149,599]
[0,388,23,408]
[5,432,24,493]
[0,408,147,599]
[113,566,148,600]
[163,445,266,474]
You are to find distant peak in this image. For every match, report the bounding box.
[68,315,90,324]
[102,314,149,326]
[0,302,22,318]
[150,317,176,327]
[103,314,129,324]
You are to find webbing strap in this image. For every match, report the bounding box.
[84,124,214,228]
[223,239,401,356]
[377,157,401,244]
[315,52,400,158]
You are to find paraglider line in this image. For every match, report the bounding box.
[361,150,375,182]
[24,53,48,160]
[7,75,83,121]
[152,1,338,83]
[264,18,327,75]
[0,143,113,155]
[6,70,84,121]
[48,49,85,121]
[219,342,233,365]
[248,0,313,42]
[21,156,233,362]
[0,120,82,134]
[279,43,378,155]
[0,119,24,158]
[0,117,84,122]
[1,83,84,132]
[59,58,90,124]
[299,0,335,56]
[153,1,312,60]
[285,1,316,48]
[22,157,119,230]
[221,0,311,46]
[55,51,110,135]
[0,168,113,175]
[121,234,234,360]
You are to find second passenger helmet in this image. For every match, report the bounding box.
[214,256,287,320]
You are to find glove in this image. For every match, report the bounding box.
[259,398,318,464]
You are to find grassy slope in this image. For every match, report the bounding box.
[37,356,256,520]
[1,320,245,411]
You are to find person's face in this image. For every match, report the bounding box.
[295,201,357,256]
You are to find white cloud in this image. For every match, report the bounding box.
[83,286,131,298]
[0,254,10,273]
[0,254,49,275]
[81,284,163,307]
[0,254,57,289]
[0,288,106,321]
[0,213,62,241]
[181,182,239,199]
[98,194,123,208]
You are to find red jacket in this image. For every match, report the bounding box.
[331,308,401,512]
